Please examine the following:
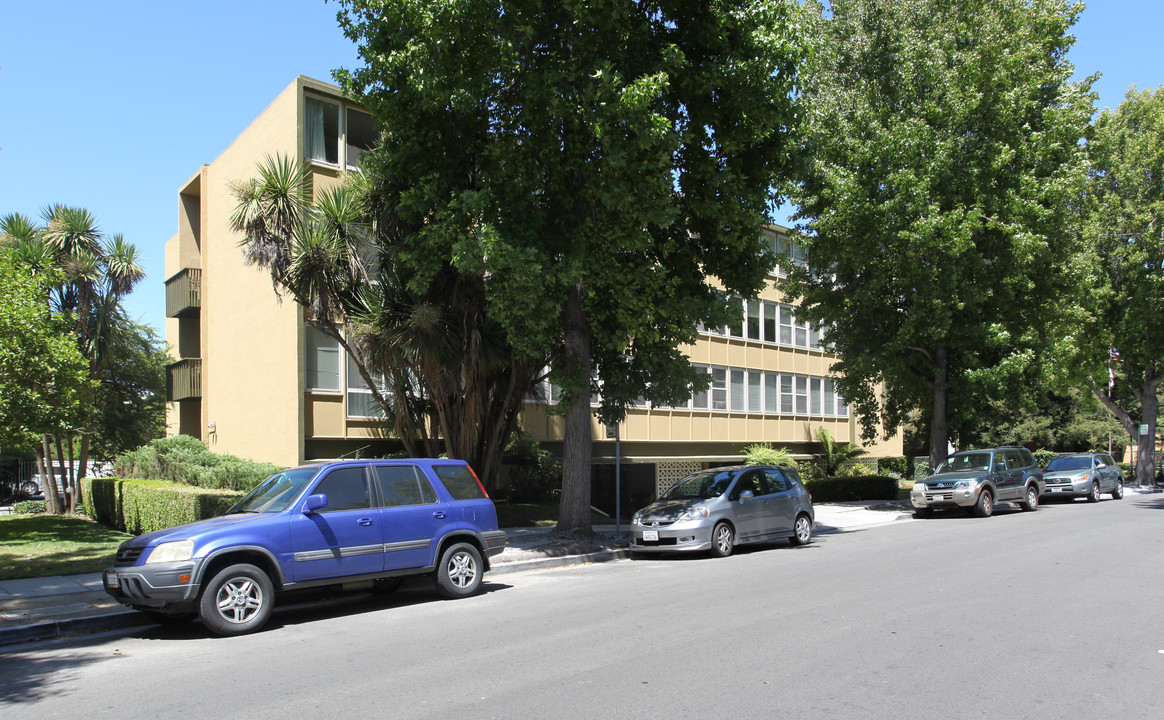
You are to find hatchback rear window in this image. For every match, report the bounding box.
[433,464,487,500]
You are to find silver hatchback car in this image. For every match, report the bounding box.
[630,465,814,558]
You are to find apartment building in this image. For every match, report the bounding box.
[164,76,902,491]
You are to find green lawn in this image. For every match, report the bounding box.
[0,514,130,581]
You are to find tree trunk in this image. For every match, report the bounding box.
[75,434,89,511]
[554,283,594,540]
[928,345,949,472]
[1091,370,1162,486]
[54,435,72,514]
[40,436,62,514]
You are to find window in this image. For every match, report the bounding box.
[710,367,728,410]
[730,369,746,411]
[347,353,387,418]
[305,96,340,165]
[837,393,849,417]
[433,464,486,500]
[313,466,371,511]
[810,377,823,415]
[764,373,779,413]
[795,375,808,415]
[780,374,794,414]
[809,322,822,350]
[345,108,376,169]
[306,325,340,391]
[746,299,762,341]
[763,469,789,493]
[779,305,794,345]
[747,371,763,413]
[824,379,836,416]
[692,366,710,410]
[728,299,745,338]
[374,465,437,507]
[763,301,778,344]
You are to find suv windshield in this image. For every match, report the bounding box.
[1046,457,1091,472]
[228,467,321,513]
[660,470,737,500]
[936,452,992,474]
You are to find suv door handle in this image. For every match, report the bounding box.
[433,511,447,519]
[357,517,375,526]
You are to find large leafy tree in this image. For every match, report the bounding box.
[787,0,1093,469]
[0,249,88,480]
[334,0,805,537]
[1,207,145,511]
[1075,86,1164,485]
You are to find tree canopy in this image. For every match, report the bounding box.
[334,0,806,536]
[787,0,1093,467]
[1074,85,1164,484]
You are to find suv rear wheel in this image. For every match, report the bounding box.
[199,563,274,636]
[435,542,483,598]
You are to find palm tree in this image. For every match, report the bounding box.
[231,155,545,488]
[813,427,869,479]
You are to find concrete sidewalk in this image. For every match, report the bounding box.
[0,500,913,647]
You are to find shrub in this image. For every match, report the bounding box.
[501,434,561,503]
[113,436,282,491]
[838,461,874,477]
[876,456,911,479]
[804,475,899,503]
[13,500,46,515]
[743,443,799,468]
[82,476,242,535]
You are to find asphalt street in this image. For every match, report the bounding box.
[2,492,1162,719]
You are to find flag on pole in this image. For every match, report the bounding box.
[1109,367,1115,390]
[1110,348,1122,363]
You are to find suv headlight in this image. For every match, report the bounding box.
[911,482,925,494]
[146,540,195,564]
[677,505,709,523]
[954,478,981,490]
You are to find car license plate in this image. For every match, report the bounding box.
[643,530,659,542]
[104,570,119,589]
[931,495,945,502]
[1052,487,1065,492]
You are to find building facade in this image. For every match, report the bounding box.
[164,76,902,492]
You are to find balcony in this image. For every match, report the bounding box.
[165,268,201,318]
[167,358,202,401]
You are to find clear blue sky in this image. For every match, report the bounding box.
[2,1,1161,336]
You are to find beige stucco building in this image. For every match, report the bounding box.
[164,76,901,495]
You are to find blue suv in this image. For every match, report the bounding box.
[103,459,507,635]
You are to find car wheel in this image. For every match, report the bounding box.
[435,542,482,599]
[1088,481,1101,503]
[371,577,403,594]
[1019,484,1039,512]
[19,480,38,497]
[710,522,734,558]
[973,489,994,518]
[198,563,274,636]
[789,514,813,546]
[1112,480,1124,500]
[913,507,934,519]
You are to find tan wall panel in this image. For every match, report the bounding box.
[306,393,345,437]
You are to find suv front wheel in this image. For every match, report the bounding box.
[1019,483,1039,512]
[199,563,274,636]
[972,489,994,518]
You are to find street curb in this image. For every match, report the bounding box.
[489,548,635,576]
[0,610,149,648]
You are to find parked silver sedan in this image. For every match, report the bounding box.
[630,465,814,557]
[1042,452,1124,502]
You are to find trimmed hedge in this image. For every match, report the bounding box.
[113,436,282,492]
[82,476,243,536]
[805,474,900,503]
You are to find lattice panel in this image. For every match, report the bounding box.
[656,460,704,497]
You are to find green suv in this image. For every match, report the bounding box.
[910,447,1045,518]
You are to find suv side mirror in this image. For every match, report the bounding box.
[993,462,1006,473]
[303,494,328,513]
